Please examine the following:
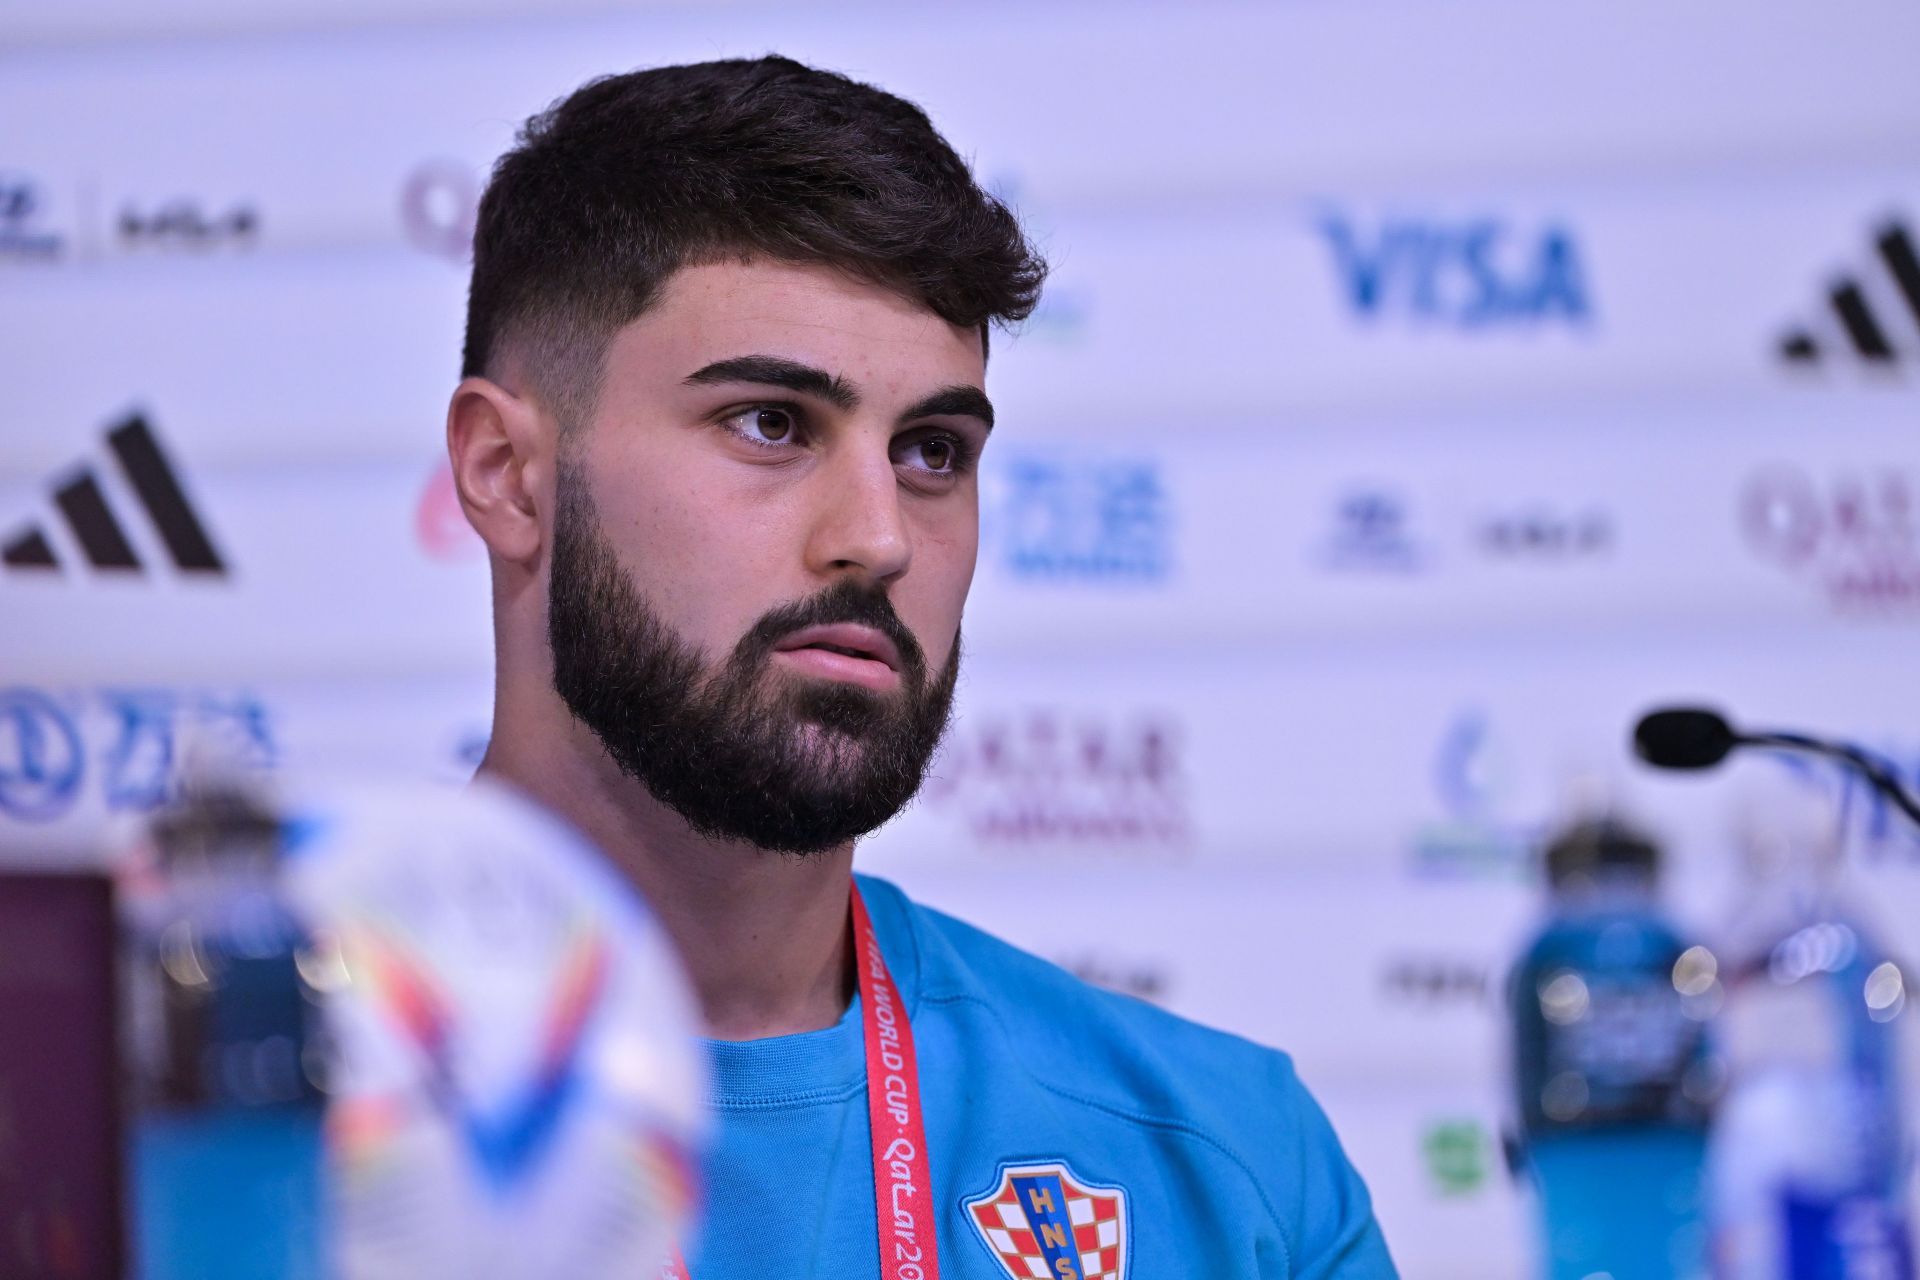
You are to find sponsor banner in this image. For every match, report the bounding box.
[858,629,1920,882]
[16,628,1920,888]
[10,671,1913,1089]
[966,397,1920,654]
[890,863,1535,1093]
[6,399,1918,681]
[0,253,462,476]
[0,171,261,262]
[3,1,1916,251]
[0,675,489,861]
[984,183,1920,429]
[1,440,492,685]
[883,855,1920,1130]
[6,183,1920,476]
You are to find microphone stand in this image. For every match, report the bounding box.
[1633,707,1920,832]
[1733,731,1920,830]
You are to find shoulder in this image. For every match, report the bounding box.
[875,875,1309,1123]
[861,875,1394,1277]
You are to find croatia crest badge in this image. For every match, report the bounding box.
[964,1161,1128,1280]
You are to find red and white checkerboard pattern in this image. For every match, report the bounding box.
[965,1165,1127,1280]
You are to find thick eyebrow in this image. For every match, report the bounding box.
[682,355,859,412]
[899,384,995,433]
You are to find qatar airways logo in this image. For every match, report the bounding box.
[1741,466,1920,613]
[921,710,1187,850]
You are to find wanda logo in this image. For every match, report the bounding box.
[921,710,1188,849]
[1741,466,1920,612]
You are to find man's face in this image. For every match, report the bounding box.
[545,258,990,854]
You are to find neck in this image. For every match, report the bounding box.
[478,710,856,1042]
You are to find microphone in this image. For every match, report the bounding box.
[1632,706,1920,829]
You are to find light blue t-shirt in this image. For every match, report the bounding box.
[688,875,1398,1278]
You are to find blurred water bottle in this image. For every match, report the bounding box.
[121,780,329,1280]
[1511,816,1718,1280]
[1709,791,1912,1279]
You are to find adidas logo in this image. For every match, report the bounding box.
[1778,216,1920,368]
[3,413,226,577]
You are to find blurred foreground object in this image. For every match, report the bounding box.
[283,778,708,1280]
[0,873,124,1279]
[114,775,707,1279]
[1708,792,1912,1279]
[122,780,328,1280]
[1634,707,1917,1277]
[1509,816,1714,1279]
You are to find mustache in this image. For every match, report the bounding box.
[732,578,930,686]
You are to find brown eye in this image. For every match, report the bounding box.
[754,408,793,442]
[920,439,954,472]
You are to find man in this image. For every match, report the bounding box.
[447,56,1396,1278]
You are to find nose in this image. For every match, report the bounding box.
[803,444,912,584]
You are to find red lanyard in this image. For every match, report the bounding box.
[663,884,940,1280]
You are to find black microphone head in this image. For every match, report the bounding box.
[1634,707,1738,770]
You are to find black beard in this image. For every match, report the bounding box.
[546,465,961,855]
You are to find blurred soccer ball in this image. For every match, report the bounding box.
[283,779,706,1280]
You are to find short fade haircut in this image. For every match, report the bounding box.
[462,55,1048,428]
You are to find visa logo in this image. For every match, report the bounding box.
[1318,213,1592,326]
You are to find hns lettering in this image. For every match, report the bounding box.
[966,1162,1128,1280]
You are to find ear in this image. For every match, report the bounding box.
[446,376,548,567]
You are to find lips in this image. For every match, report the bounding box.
[772,623,902,673]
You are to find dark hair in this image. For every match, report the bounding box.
[462,55,1047,426]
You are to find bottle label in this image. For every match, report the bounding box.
[1535,972,1708,1128]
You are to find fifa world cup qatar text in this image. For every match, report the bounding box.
[444,55,1397,1277]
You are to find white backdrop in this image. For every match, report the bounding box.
[5,3,1920,1275]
